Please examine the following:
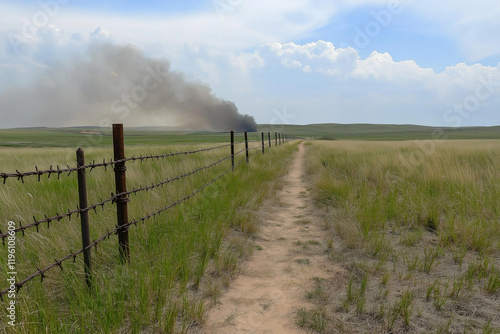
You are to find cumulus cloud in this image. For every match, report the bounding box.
[242,41,500,126]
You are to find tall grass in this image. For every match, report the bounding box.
[0,140,298,333]
[305,140,500,332]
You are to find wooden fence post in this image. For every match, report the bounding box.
[261,132,265,154]
[230,131,235,170]
[268,132,271,147]
[76,148,92,287]
[244,132,249,163]
[112,124,130,262]
[279,133,281,145]
[275,132,277,146]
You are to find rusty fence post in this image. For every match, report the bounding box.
[261,132,265,154]
[230,131,235,170]
[76,148,92,287]
[112,124,130,262]
[244,132,249,163]
[268,132,271,147]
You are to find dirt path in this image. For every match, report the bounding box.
[195,141,342,333]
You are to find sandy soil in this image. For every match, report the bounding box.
[193,141,344,333]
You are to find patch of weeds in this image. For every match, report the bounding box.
[426,280,439,301]
[482,319,500,334]
[387,289,414,330]
[307,240,321,246]
[484,268,500,294]
[433,283,448,311]
[452,246,467,269]
[255,245,263,251]
[403,254,419,272]
[306,285,328,304]
[294,240,310,249]
[466,256,491,281]
[424,215,438,233]
[342,273,368,313]
[296,307,327,332]
[295,219,311,225]
[370,233,391,257]
[400,228,423,246]
[435,316,454,334]
[327,238,333,251]
[420,248,439,274]
[381,272,390,286]
[450,277,464,300]
[296,258,310,265]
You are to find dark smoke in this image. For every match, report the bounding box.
[0,43,257,131]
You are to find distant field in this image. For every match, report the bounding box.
[0,128,238,148]
[1,123,499,148]
[259,123,500,141]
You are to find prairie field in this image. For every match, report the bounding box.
[304,140,500,333]
[0,139,298,333]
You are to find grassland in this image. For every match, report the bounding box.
[2,123,500,149]
[303,140,500,333]
[0,139,298,333]
[0,128,251,148]
[259,123,500,141]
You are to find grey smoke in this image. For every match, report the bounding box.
[1,43,257,132]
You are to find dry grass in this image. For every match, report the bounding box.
[304,140,500,333]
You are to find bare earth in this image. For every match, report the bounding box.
[195,142,344,333]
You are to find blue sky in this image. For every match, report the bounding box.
[1,0,500,128]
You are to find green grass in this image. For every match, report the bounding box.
[259,123,500,141]
[0,127,261,148]
[0,140,299,333]
[305,140,500,333]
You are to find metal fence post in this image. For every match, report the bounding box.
[230,131,235,170]
[112,124,130,262]
[275,132,277,146]
[261,132,265,154]
[76,148,92,287]
[244,132,249,163]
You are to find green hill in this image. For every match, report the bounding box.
[258,123,500,141]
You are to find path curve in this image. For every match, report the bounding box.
[195,141,340,333]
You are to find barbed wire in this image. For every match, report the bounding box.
[0,164,235,299]
[0,196,115,242]
[118,155,232,198]
[0,143,234,183]
[120,142,233,164]
[0,136,289,298]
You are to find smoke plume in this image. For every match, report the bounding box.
[1,43,257,131]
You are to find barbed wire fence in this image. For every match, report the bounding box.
[0,125,292,299]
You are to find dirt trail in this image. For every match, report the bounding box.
[196,141,342,333]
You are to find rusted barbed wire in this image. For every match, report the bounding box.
[0,154,235,242]
[0,196,116,242]
[0,134,289,298]
[117,154,232,198]
[121,142,233,164]
[0,165,235,299]
[0,222,117,299]
[0,143,233,183]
